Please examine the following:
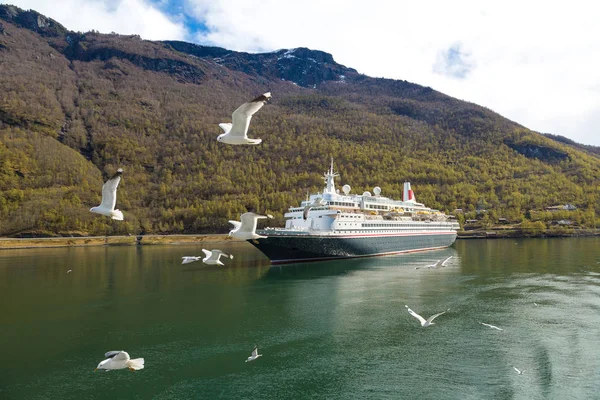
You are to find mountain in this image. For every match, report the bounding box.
[543,133,600,157]
[0,4,598,237]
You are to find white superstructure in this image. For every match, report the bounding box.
[276,160,459,235]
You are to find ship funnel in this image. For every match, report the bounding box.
[403,182,416,203]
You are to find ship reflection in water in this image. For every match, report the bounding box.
[265,248,459,280]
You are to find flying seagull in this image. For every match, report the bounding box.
[245,346,262,362]
[95,351,144,372]
[67,269,72,273]
[441,256,453,267]
[415,259,442,270]
[201,249,234,266]
[513,367,524,375]
[229,212,273,240]
[303,197,327,220]
[415,256,453,270]
[217,92,271,145]
[479,322,503,331]
[181,256,202,264]
[405,305,449,327]
[90,168,124,220]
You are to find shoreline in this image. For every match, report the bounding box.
[457,228,600,239]
[1,229,599,250]
[0,234,237,250]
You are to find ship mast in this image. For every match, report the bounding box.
[323,158,339,195]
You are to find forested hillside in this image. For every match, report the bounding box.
[0,4,598,237]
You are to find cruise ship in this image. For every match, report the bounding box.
[249,160,460,264]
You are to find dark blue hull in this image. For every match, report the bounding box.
[248,231,457,264]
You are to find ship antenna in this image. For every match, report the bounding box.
[323,157,339,194]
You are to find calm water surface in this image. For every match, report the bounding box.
[1,238,600,399]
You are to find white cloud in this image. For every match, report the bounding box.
[3,0,188,40]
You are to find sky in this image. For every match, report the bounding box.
[4,0,600,146]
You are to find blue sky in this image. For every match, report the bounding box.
[147,0,207,38]
[433,44,474,80]
[3,0,600,147]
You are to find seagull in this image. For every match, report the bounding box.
[513,367,524,375]
[90,168,124,220]
[245,347,262,362]
[441,256,453,267]
[201,249,233,266]
[181,256,202,264]
[534,302,539,307]
[229,212,273,240]
[217,92,271,145]
[405,305,449,327]
[67,269,72,273]
[415,259,442,270]
[479,322,503,331]
[415,256,453,270]
[95,351,144,372]
[303,197,327,220]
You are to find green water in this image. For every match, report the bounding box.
[1,238,599,399]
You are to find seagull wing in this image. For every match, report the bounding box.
[251,347,258,357]
[304,197,326,220]
[99,169,123,210]
[405,305,427,325]
[303,205,312,220]
[240,212,267,233]
[228,220,242,232]
[104,350,122,359]
[480,322,503,330]
[229,93,270,139]
[513,367,522,374]
[208,249,226,262]
[201,249,212,259]
[219,123,232,133]
[109,351,130,362]
[426,309,449,324]
[309,197,322,206]
[441,256,453,267]
[211,249,226,259]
